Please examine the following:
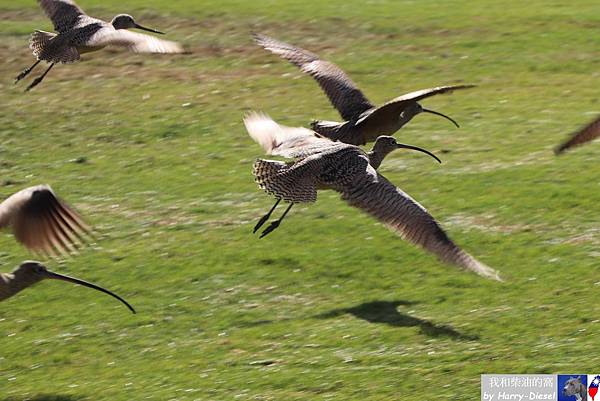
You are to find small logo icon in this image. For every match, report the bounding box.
[589,375,600,401]
[558,375,588,401]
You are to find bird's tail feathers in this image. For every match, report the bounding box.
[29,30,56,59]
[253,159,317,203]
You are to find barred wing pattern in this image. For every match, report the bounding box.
[253,158,319,203]
[0,185,91,257]
[253,34,375,121]
[339,173,502,280]
[357,85,476,126]
[38,0,86,33]
[88,28,184,53]
[555,114,600,154]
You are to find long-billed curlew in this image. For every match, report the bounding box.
[15,0,184,91]
[0,185,135,312]
[555,114,600,154]
[245,112,501,281]
[253,33,474,146]
[1,261,135,313]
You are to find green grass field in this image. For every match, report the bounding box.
[1,1,600,400]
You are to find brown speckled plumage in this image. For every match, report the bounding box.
[253,33,474,145]
[245,112,501,281]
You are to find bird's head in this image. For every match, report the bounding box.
[12,261,136,314]
[13,261,49,284]
[111,14,164,34]
[372,136,441,164]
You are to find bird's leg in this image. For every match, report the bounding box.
[260,202,293,239]
[253,198,281,233]
[15,60,41,83]
[25,63,54,92]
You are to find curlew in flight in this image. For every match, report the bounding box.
[555,114,600,154]
[253,33,474,146]
[15,0,184,91]
[245,112,501,281]
[0,185,135,312]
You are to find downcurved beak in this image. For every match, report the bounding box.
[396,143,442,164]
[134,23,165,35]
[422,108,460,128]
[45,270,136,314]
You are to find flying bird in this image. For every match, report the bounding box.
[253,33,474,145]
[1,261,135,313]
[555,114,600,154]
[15,0,184,91]
[245,112,501,281]
[0,185,135,312]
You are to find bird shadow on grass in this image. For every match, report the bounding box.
[2,395,80,401]
[315,300,479,341]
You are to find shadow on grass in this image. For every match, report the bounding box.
[316,300,479,341]
[2,396,80,401]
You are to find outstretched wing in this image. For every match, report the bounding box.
[88,28,184,53]
[38,0,86,33]
[555,114,600,154]
[244,111,343,159]
[253,33,375,121]
[0,185,91,257]
[357,85,475,126]
[338,172,501,280]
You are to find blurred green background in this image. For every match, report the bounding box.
[1,1,599,400]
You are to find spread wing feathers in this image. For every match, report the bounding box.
[253,158,318,203]
[38,0,86,33]
[88,28,184,53]
[244,111,336,159]
[340,174,502,281]
[253,33,374,121]
[358,85,475,126]
[555,114,600,154]
[0,185,91,257]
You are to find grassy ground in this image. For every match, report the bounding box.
[1,1,600,400]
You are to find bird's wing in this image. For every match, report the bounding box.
[338,172,501,280]
[244,111,342,159]
[0,185,91,257]
[38,0,86,33]
[253,33,375,121]
[555,114,600,154]
[88,28,184,53]
[357,85,475,125]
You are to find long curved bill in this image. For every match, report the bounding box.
[396,143,442,164]
[45,270,136,314]
[134,24,165,35]
[422,108,460,128]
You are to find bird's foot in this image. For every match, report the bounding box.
[259,220,281,238]
[25,77,43,92]
[15,70,29,83]
[253,214,271,233]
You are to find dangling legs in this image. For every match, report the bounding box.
[253,198,281,233]
[15,60,41,83]
[25,63,55,92]
[260,202,293,238]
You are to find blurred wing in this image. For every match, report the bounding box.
[339,172,501,280]
[38,0,86,33]
[0,185,91,257]
[244,111,340,158]
[555,114,600,154]
[89,28,184,53]
[357,85,475,126]
[253,33,374,121]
